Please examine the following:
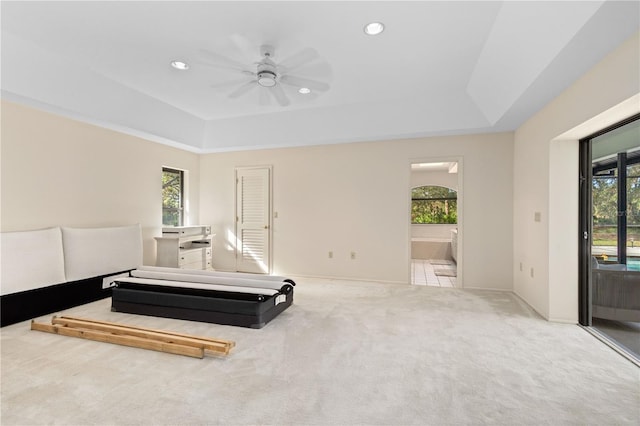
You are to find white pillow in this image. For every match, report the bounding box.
[0,227,66,295]
[62,224,142,282]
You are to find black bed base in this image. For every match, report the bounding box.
[0,271,130,327]
[111,281,294,329]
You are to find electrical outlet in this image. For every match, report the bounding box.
[530,268,534,278]
[519,262,523,272]
[328,251,333,259]
[351,251,356,260]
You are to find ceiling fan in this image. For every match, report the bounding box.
[200,44,330,107]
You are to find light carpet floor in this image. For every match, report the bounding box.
[1,277,639,425]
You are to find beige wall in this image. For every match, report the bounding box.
[0,101,201,266]
[200,133,513,288]
[514,31,640,322]
[1,100,512,289]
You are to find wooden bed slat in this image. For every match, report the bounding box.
[57,315,236,347]
[31,316,235,358]
[53,316,234,353]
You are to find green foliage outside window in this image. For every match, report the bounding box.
[411,186,457,224]
[162,168,183,226]
[592,163,640,245]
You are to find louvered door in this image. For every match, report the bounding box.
[235,167,271,273]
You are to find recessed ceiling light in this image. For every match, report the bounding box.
[298,87,311,94]
[170,60,189,70]
[364,22,385,36]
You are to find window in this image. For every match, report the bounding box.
[628,162,640,249]
[162,167,184,226]
[411,186,457,224]
[589,116,640,268]
[592,152,640,256]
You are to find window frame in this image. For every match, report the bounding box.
[162,167,184,226]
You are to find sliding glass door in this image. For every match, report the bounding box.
[579,114,640,326]
[579,115,640,363]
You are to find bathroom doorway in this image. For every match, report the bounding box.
[409,160,462,287]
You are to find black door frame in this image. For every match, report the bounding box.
[578,113,640,326]
[578,137,592,326]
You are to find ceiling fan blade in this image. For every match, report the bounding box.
[228,33,257,60]
[229,81,257,98]
[198,49,251,72]
[271,84,290,106]
[290,60,333,79]
[210,77,254,89]
[278,48,319,72]
[258,87,271,106]
[280,75,330,92]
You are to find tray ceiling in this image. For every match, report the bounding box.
[2,1,638,152]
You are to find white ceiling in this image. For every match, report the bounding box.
[2,1,639,153]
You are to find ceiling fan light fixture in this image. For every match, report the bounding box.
[170,60,189,70]
[364,22,385,35]
[257,71,277,87]
[298,87,311,94]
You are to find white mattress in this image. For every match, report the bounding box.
[130,268,288,291]
[62,224,142,281]
[0,227,66,295]
[136,265,290,283]
[116,277,279,296]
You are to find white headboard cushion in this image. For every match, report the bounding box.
[62,224,143,282]
[1,227,66,296]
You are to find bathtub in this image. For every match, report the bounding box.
[411,237,453,261]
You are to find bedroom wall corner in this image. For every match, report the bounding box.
[0,100,201,266]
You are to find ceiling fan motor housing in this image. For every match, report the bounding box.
[257,70,277,87]
[257,61,277,87]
